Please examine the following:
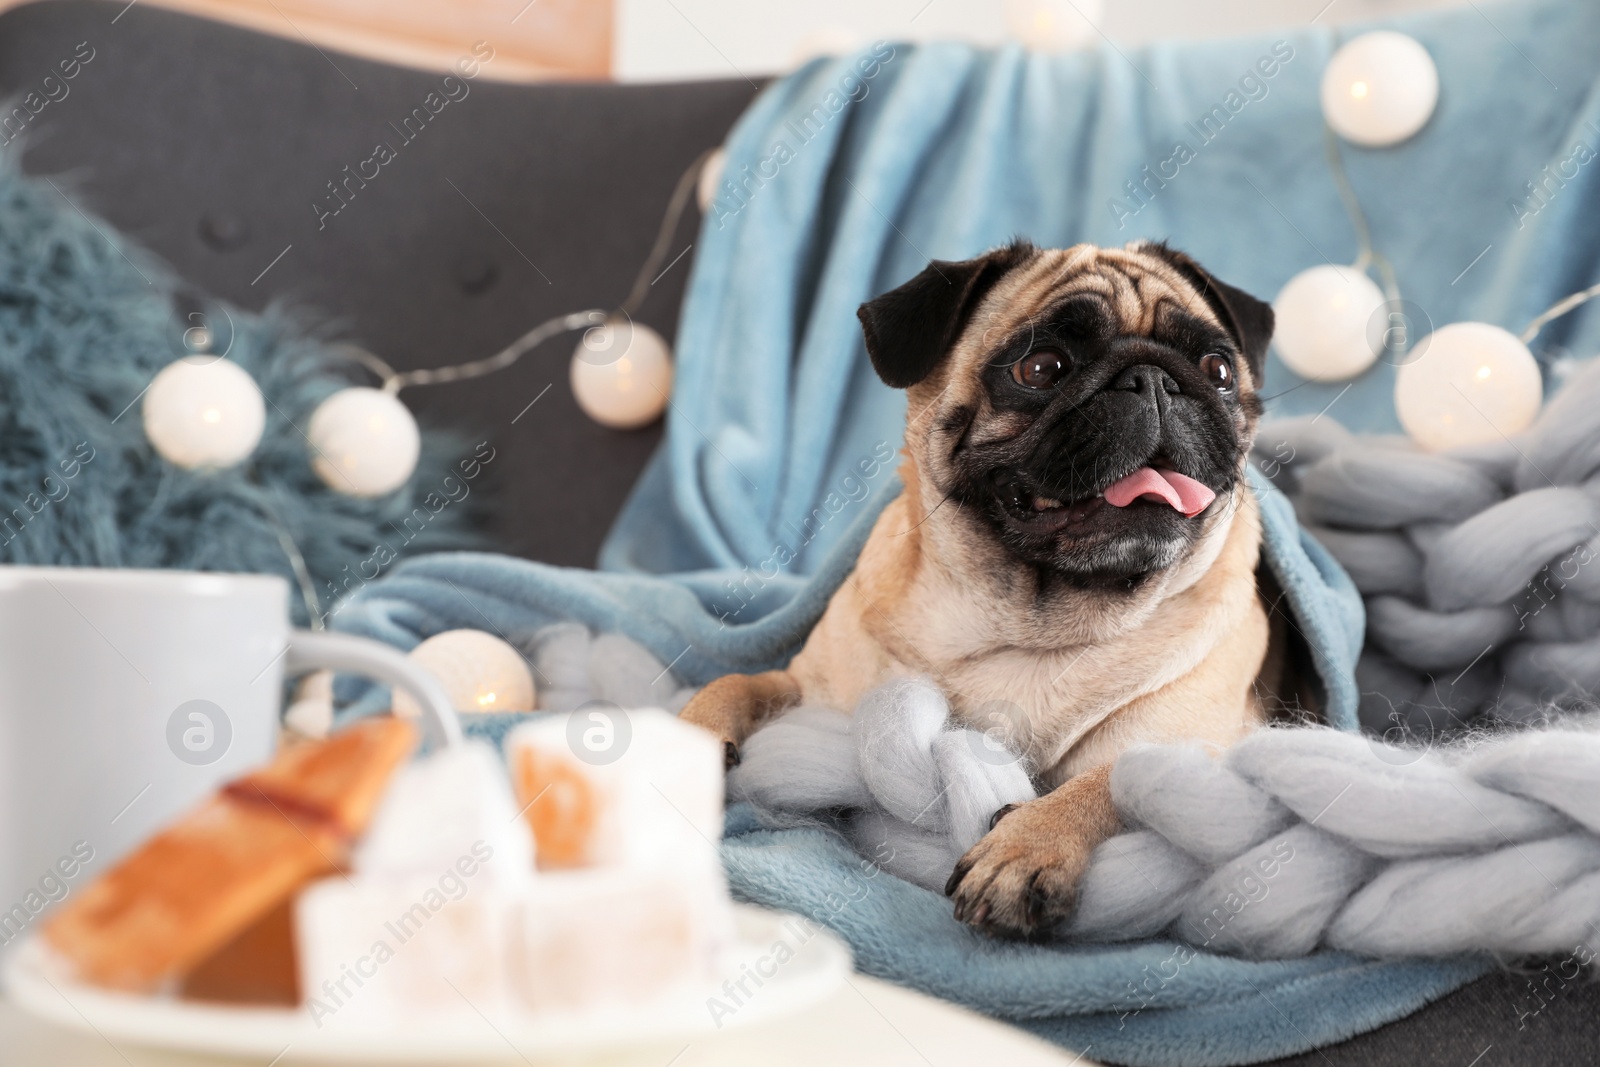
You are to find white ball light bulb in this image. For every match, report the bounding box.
[1272,265,1388,381]
[697,147,726,214]
[570,321,673,430]
[1395,322,1543,451]
[307,387,421,497]
[142,356,266,469]
[284,669,334,739]
[788,26,862,68]
[1321,31,1439,147]
[392,629,536,719]
[1003,0,1101,52]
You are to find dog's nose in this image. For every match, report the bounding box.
[1109,364,1181,396]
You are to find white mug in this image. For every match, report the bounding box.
[0,565,460,955]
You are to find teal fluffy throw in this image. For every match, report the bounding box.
[0,157,472,619]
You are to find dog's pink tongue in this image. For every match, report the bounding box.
[1103,468,1215,517]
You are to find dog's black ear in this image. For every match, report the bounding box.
[857,241,1034,389]
[1142,242,1274,383]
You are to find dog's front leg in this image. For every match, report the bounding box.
[679,670,802,769]
[945,764,1120,939]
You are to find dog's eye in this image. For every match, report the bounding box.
[1011,350,1068,389]
[1200,353,1233,391]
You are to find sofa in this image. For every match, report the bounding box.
[1,1,1596,1062]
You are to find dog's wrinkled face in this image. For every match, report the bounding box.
[858,240,1271,585]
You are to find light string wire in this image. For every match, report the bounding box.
[339,147,715,395]
[1522,281,1600,345]
[1319,24,1404,326]
[259,149,716,630]
[1323,124,1401,308]
[1321,65,1600,355]
[268,505,325,630]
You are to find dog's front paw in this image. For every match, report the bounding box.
[945,800,1096,939]
[676,701,741,770]
[679,671,801,771]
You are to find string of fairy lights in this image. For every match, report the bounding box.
[1273,29,1596,452]
[147,29,1600,506]
[140,151,707,497]
[134,27,1600,733]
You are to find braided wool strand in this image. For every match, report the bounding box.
[1259,357,1600,731]
[730,676,1600,958]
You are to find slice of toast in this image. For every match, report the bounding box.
[44,716,416,992]
[46,798,340,991]
[180,896,300,1006]
[228,714,419,836]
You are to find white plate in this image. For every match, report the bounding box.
[3,904,851,1063]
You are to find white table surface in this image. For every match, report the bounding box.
[3,974,1099,1067]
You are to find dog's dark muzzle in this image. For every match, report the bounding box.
[1020,356,1230,502]
[1100,361,1183,429]
[1109,362,1181,398]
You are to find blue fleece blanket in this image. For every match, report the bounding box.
[338,472,1479,1066]
[600,0,1600,578]
[336,0,1600,1060]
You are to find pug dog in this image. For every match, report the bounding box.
[681,239,1300,939]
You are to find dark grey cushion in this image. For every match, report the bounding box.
[0,0,757,567]
[1260,960,1600,1066]
[1,2,1592,1063]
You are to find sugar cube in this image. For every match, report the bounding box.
[296,870,516,1025]
[506,864,732,1012]
[355,740,534,881]
[504,708,722,869]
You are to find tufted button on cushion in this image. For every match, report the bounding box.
[453,252,498,296]
[199,211,249,251]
